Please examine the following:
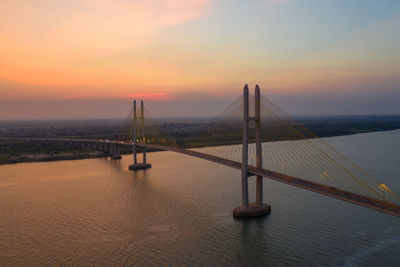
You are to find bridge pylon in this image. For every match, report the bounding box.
[233,84,271,218]
[129,100,152,170]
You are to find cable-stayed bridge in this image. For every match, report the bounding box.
[2,85,400,218]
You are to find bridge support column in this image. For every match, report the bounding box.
[109,143,114,156]
[103,143,110,156]
[129,99,151,170]
[112,144,122,160]
[233,84,271,218]
[255,85,263,206]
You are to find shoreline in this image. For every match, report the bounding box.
[0,152,107,165]
[1,128,399,166]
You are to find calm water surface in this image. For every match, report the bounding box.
[1,130,400,266]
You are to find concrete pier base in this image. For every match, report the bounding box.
[129,163,151,170]
[233,202,271,218]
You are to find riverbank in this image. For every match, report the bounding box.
[2,128,399,165]
[0,151,106,165]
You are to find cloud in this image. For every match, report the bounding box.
[123,93,174,101]
[2,87,400,120]
[0,0,212,86]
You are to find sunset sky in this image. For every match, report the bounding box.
[1,0,400,119]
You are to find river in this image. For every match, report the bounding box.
[1,130,399,266]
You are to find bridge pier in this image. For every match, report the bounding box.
[111,144,122,160]
[233,85,271,218]
[102,143,109,156]
[109,143,114,157]
[129,100,151,170]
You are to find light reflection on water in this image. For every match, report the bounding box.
[0,130,399,266]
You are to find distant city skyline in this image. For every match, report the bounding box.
[1,0,400,119]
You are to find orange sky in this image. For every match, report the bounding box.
[1,0,400,118]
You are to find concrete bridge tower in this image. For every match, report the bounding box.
[129,100,152,170]
[233,85,271,217]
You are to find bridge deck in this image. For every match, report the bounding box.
[1,138,399,217]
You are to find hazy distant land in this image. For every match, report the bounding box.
[1,115,400,165]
